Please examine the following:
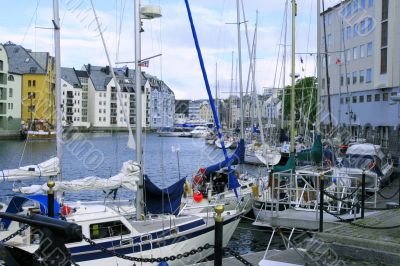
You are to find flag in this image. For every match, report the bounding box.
[138,60,149,67]
[300,56,303,64]
[335,58,341,65]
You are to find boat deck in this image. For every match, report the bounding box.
[253,208,377,230]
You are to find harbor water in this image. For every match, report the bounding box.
[0,132,283,255]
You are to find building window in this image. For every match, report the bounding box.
[346,97,350,104]
[346,26,352,40]
[383,93,388,101]
[346,73,350,85]
[367,95,372,102]
[381,0,388,74]
[352,71,357,84]
[359,70,365,83]
[327,34,332,48]
[352,96,357,103]
[354,0,359,13]
[99,109,102,113]
[359,95,364,103]
[32,80,36,87]
[28,80,31,87]
[103,117,106,122]
[8,75,14,81]
[0,60,3,71]
[353,24,358,37]
[368,0,374,7]
[340,97,344,104]
[353,47,358,60]
[360,20,366,34]
[340,75,344,86]
[367,18,373,32]
[346,49,351,62]
[99,101,102,105]
[99,117,101,122]
[360,44,365,58]
[367,42,373,57]
[366,68,372,83]
[347,3,352,17]
[375,94,380,101]
[8,88,13,97]
[28,92,36,99]
[381,48,388,74]
[382,0,388,20]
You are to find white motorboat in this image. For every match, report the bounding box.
[190,126,211,138]
[333,143,394,188]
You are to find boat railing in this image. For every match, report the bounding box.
[266,170,378,218]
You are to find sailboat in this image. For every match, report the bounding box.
[0,1,242,265]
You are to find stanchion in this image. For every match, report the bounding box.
[214,205,224,266]
[361,169,366,219]
[47,178,55,218]
[319,172,324,232]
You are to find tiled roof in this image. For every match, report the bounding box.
[61,67,81,88]
[3,41,47,75]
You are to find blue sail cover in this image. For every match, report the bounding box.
[204,139,245,177]
[1,195,60,229]
[144,177,186,215]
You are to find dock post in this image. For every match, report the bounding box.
[319,172,324,232]
[361,169,366,219]
[214,205,224,266]
[47,178,55,218]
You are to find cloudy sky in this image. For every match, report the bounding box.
[0,0,340,99]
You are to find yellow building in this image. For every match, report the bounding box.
[4,42,55,126]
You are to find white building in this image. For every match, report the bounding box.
[84,65,150,128]
[61,67,88,127]
[146,74,175,128]
[320,0,400,152]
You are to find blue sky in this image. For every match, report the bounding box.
[0,0,340,99]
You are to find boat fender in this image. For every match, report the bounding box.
[158,262,169,266]
[61,205,72,216]
[193,192,203,203]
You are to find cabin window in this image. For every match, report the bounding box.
[90,220,130,240]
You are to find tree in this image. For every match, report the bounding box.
[279,76,317,132]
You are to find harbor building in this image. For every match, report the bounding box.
[146,74,175,128]
[319,0,400,156]
[60,67,89,127]
[3,42,55,128]
[84,64,150,129]
[0,43,22,135]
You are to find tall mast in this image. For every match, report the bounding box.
[289,0,296,153]
[215,62,218,125]
[236,0,244,139]
[281,0,289,130]
[135,0,144,220]
[316,0,321,134]
[229,51,234,129]
[53,0,62,182]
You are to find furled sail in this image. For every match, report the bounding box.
[1,157,60,182]
[13,160,140,194]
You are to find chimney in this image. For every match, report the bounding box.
[87,64,91,74]
[105,66,110,75]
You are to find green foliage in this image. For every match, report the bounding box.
[280,76,317,130]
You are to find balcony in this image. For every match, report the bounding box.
[0,103,5,115]
[66,100,73,107]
